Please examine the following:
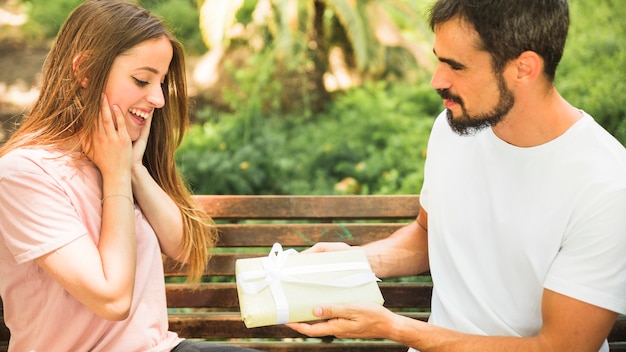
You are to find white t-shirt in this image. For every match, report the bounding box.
[0,148,182,351]
[411,111,626,352]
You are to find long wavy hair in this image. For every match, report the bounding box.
[0,0,215,282]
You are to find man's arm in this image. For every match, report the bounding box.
[288,288,618,352]
[306,205,429,278]
[362,217,429,278]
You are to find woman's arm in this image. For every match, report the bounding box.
[128,115,185,261]
[36,95,136,320]
[131,164,184,260]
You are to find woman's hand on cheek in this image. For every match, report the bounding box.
[131,115,152,168]
[83,93,133,178]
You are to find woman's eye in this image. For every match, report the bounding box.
[133,77,149,87]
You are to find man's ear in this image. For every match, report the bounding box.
[72,53,89,88]
[515,51,543,82]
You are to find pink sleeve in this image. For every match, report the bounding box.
[0,162,88,264]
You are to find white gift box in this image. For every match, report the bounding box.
[236,243,384,328]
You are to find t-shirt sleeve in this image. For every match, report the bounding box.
[0,163,88,264]
[544,187,626,314]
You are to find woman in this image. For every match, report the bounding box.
[0,1,258,351]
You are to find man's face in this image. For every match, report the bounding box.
[431,19,515,136]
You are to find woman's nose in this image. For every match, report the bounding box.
[147,84,165,108]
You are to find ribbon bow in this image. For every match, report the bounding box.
[237,243,380,324]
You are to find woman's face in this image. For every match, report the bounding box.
[103,36,173,141]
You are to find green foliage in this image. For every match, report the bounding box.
[140,0,206,55]
[558,0,626,145]
[20,0,204,54]
[221,47,284,124]
[176,79,440,195]
[21,0,82,43]
[17,0,624,196]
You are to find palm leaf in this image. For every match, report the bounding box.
[198,0,245,50]
[322,0,371,71]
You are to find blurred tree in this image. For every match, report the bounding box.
[558,0,626,145]
[193,0,433,115]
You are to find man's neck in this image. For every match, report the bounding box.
[491,89,581,147]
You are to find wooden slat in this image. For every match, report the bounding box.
[165,282,433,309]
[168,313,626,343]
[0,319,7,344]
[0,341,409,352]
[166,255,430,278]
[612,315,626,342]
[214,223,407,247]
[611,343,626,351]
[220,341,410,352]
[0,313,623,348]
[195,195,420,220]
[165,253,259,277]
[168,312,429,339]
[164,223,412,276]
[0,298,6,343]
[166,283,240,309]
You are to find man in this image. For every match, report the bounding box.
[287,0,626,351]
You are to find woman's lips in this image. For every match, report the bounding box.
[128,108,150,125]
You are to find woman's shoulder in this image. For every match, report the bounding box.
[0,148,84,179]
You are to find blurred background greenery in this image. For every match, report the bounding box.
[1,0,624,195]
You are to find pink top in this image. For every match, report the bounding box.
[0,148,182,351]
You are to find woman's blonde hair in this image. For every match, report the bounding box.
[0,0,215,282]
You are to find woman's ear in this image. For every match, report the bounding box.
[72,54,89,88]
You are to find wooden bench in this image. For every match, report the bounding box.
[1,195,625,351]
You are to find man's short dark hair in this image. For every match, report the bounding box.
[429,0,569,82]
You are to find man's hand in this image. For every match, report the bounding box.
[287,302,397,339]
[301,242,353,254]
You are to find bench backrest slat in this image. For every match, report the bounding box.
[214,223,409,247]
[195,195,421,220]
[164,283,433,310]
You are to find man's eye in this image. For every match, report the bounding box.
[450,64,463,71]
[133,77,149,87]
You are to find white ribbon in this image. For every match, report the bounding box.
[237,243,380,324]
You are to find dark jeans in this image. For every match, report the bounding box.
[171,339,263,352]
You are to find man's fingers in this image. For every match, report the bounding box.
[313,305,337,319]
[301,242,352,254]
[286,321,334,337]
[284,305,341,337]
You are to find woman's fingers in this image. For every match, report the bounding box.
[99,93,110,134]
[111,103,128,136]
[100,93,125,135]
[132,115,151,165]
[87,93,133,175]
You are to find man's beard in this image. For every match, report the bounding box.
[437,75,515,136]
